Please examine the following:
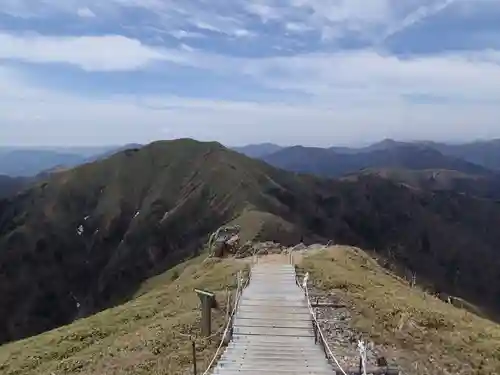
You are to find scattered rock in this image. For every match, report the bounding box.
[310,286,381,371]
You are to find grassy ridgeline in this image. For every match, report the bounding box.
[0,256,246,375]
[303,247,500,375]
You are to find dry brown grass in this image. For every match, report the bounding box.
[302,246,500,375]
[0,256,246,375]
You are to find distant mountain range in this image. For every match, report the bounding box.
[232,143,284,158]
[327,138,500,170]
[261,143,492,178]
[6,139,499,178]
[234,138,500,172]
[233,139,500,200]
[0,144,142,177]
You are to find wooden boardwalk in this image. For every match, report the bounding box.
[211,261,335,375]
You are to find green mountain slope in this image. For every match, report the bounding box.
[2,139,500,345]
[0,256,244,375]
[0,139,328,344]
[1,246,499,375]
[303,247,500,374]
[343,168,500,200]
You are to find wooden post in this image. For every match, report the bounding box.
[202,299,211,336]
[313,321,318,344]
[192,340,197,375]
[195,289,216,337]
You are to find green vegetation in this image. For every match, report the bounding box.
[2,138,500,346]
[343,167,500,200]
[0,256,245,375]
[303,247,500,374]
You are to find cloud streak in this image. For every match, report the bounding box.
[0,33,196,71]
[380,0,459,42]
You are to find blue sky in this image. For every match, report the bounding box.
[0,0,500,147]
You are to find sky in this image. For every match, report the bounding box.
[0,0,500,147]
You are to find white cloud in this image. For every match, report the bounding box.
[180,43,195,52]
[2,1,500,146]
[285,22,311,32]
[291,0,391,23]
[0,33,197,71]
[170,30,205,39]
[77,7,96,18]
[2,31,500,106]
[1,45,500,146]
[240,49,500,104]
[245,3,284,22]
[233,29,254,37]
[288,0,392,40]
[192,21,222,33]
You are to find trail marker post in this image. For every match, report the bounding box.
[195,289,217,337]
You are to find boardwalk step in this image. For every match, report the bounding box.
[213,368,335,375]
[221,352,328,360]
[236,313,312,321]
[234,318,312,329]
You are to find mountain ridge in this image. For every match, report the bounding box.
[232,143,284,158]
[261,143,492,178]
[235,138,500,170]
[1,138,500,345]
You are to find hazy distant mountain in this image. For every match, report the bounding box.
[361,139,500,171]
[329,139,410,154]
[85,144,143,163]
[232,143,284,158]
[262,143,491,178]
[0,150,86,177]
[326,139,500,171]
[420,140,500,171]
[0,145,143,177]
